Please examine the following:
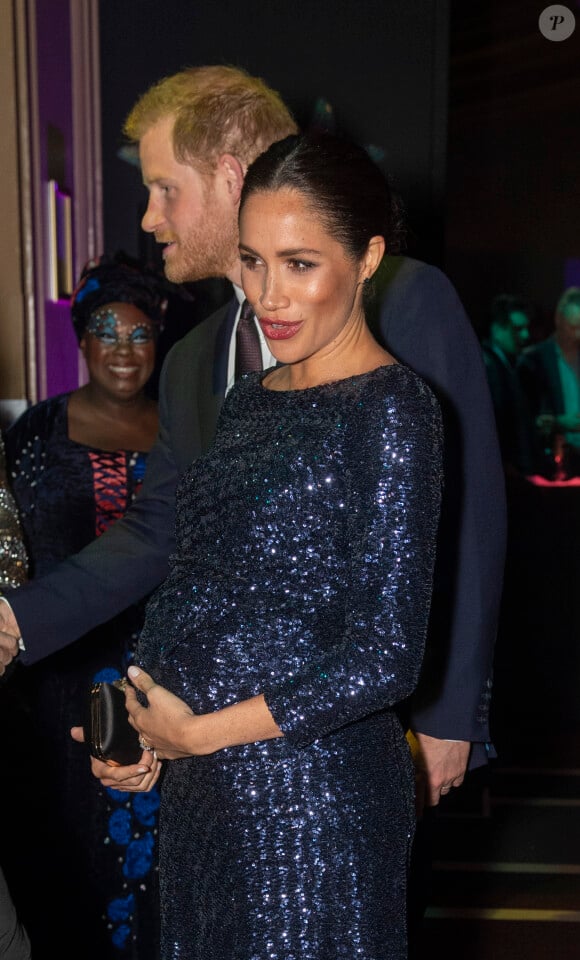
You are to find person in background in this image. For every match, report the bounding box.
[481,293,534,475]
[2,252,168,960]
[517,286,580,479]
[78,130,444,960]
[0,432,31,960]
[0,65,506,950]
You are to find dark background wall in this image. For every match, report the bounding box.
[99,0,451,269]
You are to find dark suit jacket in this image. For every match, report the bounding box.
[12,258,506,763]
[372,257,505,762]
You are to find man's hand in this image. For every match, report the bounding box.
[0,600,21,675]
[407,731,470,818]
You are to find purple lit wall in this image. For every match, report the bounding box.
[564,258,580,290]
[35,0,80,398]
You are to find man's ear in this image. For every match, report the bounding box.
[216,153,246,205]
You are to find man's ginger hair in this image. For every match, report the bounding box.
[124,65,298,171]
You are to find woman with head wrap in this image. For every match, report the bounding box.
[2,251,165,960]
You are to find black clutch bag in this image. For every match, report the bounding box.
[84,678,142,767]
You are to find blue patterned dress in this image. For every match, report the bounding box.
[3,393,160,960]
[137,365,443,960]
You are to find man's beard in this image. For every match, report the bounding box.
[163,205,239,284]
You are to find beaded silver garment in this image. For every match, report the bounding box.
[0,433,28,589]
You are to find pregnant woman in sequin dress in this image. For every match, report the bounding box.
[81,134,444,960]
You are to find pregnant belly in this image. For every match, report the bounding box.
[135,570,333,713]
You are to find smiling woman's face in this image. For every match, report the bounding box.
[239,187,368,366]
[80,301,156,401]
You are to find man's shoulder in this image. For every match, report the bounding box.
[378,255,465,313]
[375,255,472,344]
[380,254,452,287]
[519,337,555,366]
[163,299,233,369]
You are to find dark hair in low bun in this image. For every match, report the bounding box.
[240,132,406,261]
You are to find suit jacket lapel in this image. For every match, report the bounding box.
[213,296,239,396]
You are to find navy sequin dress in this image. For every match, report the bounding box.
[2,394,160,960]
[138,364,443,960]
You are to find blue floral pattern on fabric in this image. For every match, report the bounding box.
[109,808,133,845]
[133,790,160,827]
[108,895,135,923]
[103,785,160,947]
[124,833,155,879]
[112,924,132,950]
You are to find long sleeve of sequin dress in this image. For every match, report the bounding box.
[137,364,443,960]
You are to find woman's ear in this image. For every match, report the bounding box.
[216,153,246,205]
[361,235,386,282]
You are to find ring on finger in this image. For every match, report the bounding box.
[138,736,155,752]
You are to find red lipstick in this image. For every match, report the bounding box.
[258,318,302,341]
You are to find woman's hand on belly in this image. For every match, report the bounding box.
[126,665,284,758]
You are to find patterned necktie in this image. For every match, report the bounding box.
[235,299,262,380]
